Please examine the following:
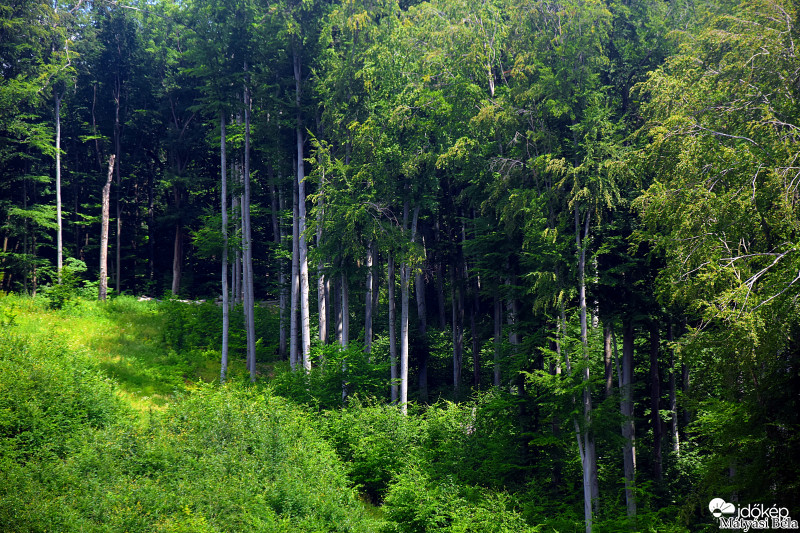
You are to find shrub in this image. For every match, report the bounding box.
[381,468,536,533]
[319,399,419,503]
[0,327,124,462]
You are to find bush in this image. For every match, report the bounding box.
[0,327,124,462]
[271,342,389,409]
[0,377,382,532]
[382,468,536,533]
[319,399,419,503]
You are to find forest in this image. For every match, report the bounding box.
[1,0,799,531]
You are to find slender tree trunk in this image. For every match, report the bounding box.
[650,322,663,479]
[620,321,637,520]
[493,294,502,388]
[114,76,122,295]
[171,205,182,295]
[244,79,257,380]
[290,175,300,371]
[604,323,613,398]
[317,173,327,345]
[334,267,343,344]
[270,179,286,358]
[341,270,349,345]
[278,187,288,359]
[220,115,230,383]
[552,316,564,488]
[240,174,253,376]
[452,264,463,394]
[365,241,374,356]
[575,206,598,532]
[294,42,311,372]
[55,93,63,283]
[415,269,428,402]
[669,324,680,454]
[400,203,419,414]
[471,289,480,388]
[436,271,447,329]
[389,254,398,403]
[682,363,691,427]
[99,155,115,301]
[232,160,241,306]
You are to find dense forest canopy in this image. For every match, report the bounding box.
[1,0,799,530]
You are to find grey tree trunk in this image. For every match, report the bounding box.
[99,155,115,301]
[620,321,637,519]
[471,289,480,388]
[220,115,230,383]
[243,82,256,381]
[114,76,122,295]
[290,176,300,371]
[452,265,463,393]
[317,169,327,345]
[365,241,374,356]
[575,206,598,532]
[604,323,613,398]
[172,207,182,295]
[271,181,287,359]
[55,94,63,283]
[493,295,502,388]
[668,324,679,454]
[341,270,349,346]
[400,203,419,414]
[650,323,663,479]
[334,270,343,344]
[415,269,428,402]
[389,255,398,403]
[294,43,311,372]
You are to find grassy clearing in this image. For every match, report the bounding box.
[0,294,248,413]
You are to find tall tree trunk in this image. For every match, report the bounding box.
[668,324,679,454]
[436,266,447,329]
[415,269,428,402]
[621,321,637,520]
[220,114,230,383]
[171,203,182,295]
[114,75,122,295]
[334,267,343,344]
[99,155,115,301]
[433,221,447,330]
[290,174,300,371]
[493,294,502,388]
[400,202,419,414]
[604,323,613,398]
[389,255,398,403]
[294,42,311,372]
[452,264,463,394]
[575,206,598,531]
[232,160,241,306]
[365,241,374,356]
[244,78,256,381]
[471,288,480,388]
[317,170,327,345]
[148,168,155,286]
[341,270,349,346]
[55,93,63,283]
[650,322,663,479]
[277,187,288,359]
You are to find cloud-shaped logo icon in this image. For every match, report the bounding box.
[709,498,736,518]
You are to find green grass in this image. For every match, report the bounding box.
[0,294,248,412]
[0,293,382,532]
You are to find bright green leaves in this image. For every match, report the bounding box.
[637,0,800,321]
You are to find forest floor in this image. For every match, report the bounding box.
[9,296,241,413]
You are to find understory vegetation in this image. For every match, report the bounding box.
[3,293,772,532]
